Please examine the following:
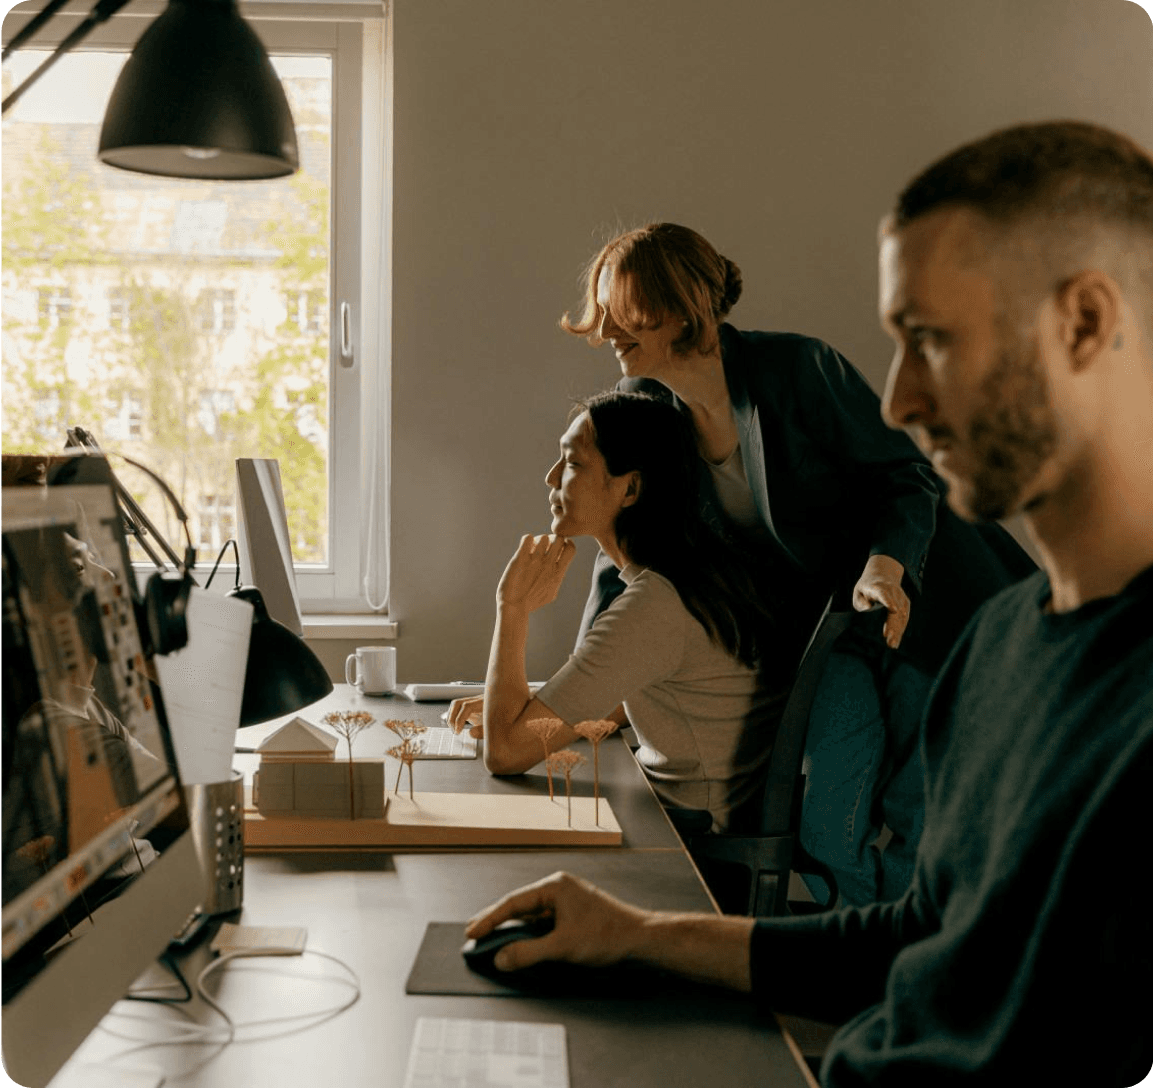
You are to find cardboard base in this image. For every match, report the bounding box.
[243,786,622,849]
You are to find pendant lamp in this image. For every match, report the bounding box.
[97,0,298,180]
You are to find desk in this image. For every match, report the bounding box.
[53,687,816,1088]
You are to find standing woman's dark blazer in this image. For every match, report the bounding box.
[580,325,1036,677]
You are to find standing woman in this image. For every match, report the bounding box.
[561,223,1034,905]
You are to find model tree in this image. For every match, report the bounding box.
[545,749,586,827]
[572,719,619,826]
[387,737,423,799]
[526,717,564,800]
[384,719,427,743]
[323,709,376,818]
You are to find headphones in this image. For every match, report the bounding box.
[141,550,194,656]
[54,440,197,658]
[104,452,197,658]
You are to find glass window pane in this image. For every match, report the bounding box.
[2,50,332,569]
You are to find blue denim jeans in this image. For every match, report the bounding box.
[799,646,933,906]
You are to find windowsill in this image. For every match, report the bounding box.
[302,614,398,640]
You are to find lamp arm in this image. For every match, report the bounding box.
[2,0,73,60]
[65,427,188,573]
[2,0,135,114]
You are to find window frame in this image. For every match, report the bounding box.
[1,1,390,616]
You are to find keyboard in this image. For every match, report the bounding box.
[403,1017,569,1088]
[416,727,478,760]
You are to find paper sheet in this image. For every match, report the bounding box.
[155,588,252,785]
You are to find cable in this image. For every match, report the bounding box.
[203,539,241,592]
[97,946,362,1077]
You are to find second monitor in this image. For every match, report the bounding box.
[235,458,303,636]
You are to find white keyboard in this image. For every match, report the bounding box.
[403,1017,569,1088]
[415,727,478,760]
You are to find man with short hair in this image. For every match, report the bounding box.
[465,120,1153,1085]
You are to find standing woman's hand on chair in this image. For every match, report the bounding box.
[852,553,910,649]
[496,534,576,613]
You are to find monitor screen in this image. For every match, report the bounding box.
[235,457,303,636]
[2,458,203,1088]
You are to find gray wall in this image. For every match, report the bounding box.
[375,0,1153,682]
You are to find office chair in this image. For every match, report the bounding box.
[679,596,882,917]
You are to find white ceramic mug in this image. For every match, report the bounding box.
[345,646,396,695]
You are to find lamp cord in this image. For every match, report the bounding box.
[203,539,241,592]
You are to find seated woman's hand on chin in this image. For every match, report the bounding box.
[496,533,577,613]
[477,533,583,776]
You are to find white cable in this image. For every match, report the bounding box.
[98,947,362,1077]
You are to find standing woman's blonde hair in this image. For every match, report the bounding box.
[561,223,743,356]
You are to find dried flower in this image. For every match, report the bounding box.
[527,717,564,799]
[323,710,376,818]
[387,737,424,799]
[573,719,619,826]
[384,719,427,741]
[545,749,586,826]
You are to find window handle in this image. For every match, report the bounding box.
[339,301,354,366]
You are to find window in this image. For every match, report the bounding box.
[198,390,237,438]
[287,288,326,335]
[105,391,144,441]
[195,494,236,557]
[1,9,388,614]
[34,388,60,428]
[193,288,237,336]
[37,286,71,329]
[108,286,131,331]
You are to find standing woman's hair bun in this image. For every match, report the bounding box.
[719,257,743,317]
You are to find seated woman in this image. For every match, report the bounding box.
[447,390,788,834]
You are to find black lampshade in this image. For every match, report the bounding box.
[229,586,332,726]
[97,0,298,180]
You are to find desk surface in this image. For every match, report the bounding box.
[52,687,815,1088]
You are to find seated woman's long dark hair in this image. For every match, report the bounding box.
[581,390,779,669]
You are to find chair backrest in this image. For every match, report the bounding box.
[758,597,883,835]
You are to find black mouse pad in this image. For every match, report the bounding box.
[405,922,691,998]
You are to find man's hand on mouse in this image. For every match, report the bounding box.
[464,871,649,971]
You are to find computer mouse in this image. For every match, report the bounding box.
[461,917,555,976]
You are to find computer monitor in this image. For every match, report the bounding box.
[235,458,303,636]
[2,458,203,1088]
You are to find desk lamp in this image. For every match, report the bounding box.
[231,582,333,725]
[3,0,298,181]
[205,539,333,726]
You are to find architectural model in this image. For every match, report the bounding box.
[243,714,624,848]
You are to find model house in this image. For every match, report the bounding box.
[252,717,384,819]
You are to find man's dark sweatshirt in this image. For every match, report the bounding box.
[752,566,1153,1086]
